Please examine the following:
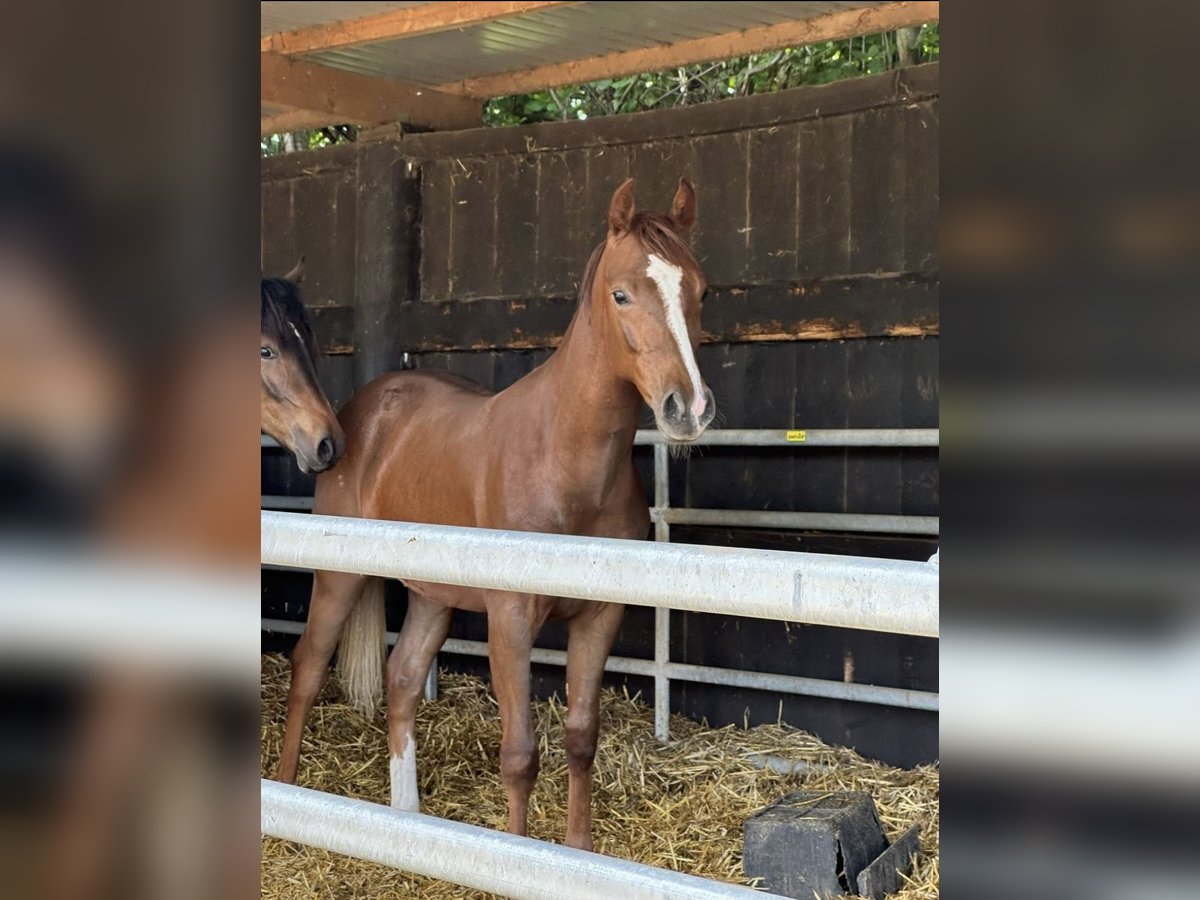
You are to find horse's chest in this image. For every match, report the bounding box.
[485,457,641,535]
[512,481,644,538]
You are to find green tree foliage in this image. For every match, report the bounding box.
[262,24,938,153]
[483,24,938,126]
[260,124,358,157]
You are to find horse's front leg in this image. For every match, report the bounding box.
[385,591,453,811]
[564,601,625,851]
[486,593,550,837]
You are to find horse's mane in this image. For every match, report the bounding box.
[578,212,697,305]
[260,276,318,358]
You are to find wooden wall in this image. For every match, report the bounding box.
[261,64,939,766]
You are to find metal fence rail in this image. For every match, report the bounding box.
[262,428,940,450]
[640,431,938,737]
[261,619,939,711]
[261,512,939,636]
[262,427,940,738]
[262,779,781,900]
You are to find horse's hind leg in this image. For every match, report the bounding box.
[486,594,551,837]
[564,601,625,850]
[385,590,452,811]
[276,569,366,784]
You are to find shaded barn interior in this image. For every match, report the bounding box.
[261,64,939,767]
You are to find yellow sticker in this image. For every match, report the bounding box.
[786,430,807,443]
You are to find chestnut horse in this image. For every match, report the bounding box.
[278,178,715,850]
[261,260,345,473]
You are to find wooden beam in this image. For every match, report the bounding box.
[261,1,578,56]
[440,1,940,97]
[261,52,481,132]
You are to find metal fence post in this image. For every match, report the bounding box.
[653,443,671,742]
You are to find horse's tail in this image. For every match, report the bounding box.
[337,577,387,716]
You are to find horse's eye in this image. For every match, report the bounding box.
[261,346,275,360]
[612,289,630,306]
[701,289,710,303]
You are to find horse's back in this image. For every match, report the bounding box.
[314,370,494,520]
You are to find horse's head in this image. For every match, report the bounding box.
[260,262,344,473]
[592,178,715,442]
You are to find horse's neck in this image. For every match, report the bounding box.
[533,291,641,497]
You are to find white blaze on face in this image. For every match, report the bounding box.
[390,739,419,812]
[646,253,706,419]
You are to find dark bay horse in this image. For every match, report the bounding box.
[261,260,345,473]
[43,266,348,900]
[277,178,715,850]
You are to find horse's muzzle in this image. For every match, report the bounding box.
[657,387,715,442]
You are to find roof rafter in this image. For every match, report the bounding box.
[261,52,481,133]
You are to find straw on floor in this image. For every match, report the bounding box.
[261,653,939,899]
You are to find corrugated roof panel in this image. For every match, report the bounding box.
[276,1,886,89]
[260,2,426,36]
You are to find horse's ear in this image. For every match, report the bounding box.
[283,255,306,283]
[670,178,696,235]
[608,178,636,236]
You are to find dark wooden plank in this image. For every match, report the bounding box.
[306,305,354,356]
[692,131,750,285]
[845,340,903,516]
[260,141,358,182]
[792,340,849,514]
[448,156,497,300]
[397,64,940,161]
[899,335,939,517]
[850,105,907,275]
[444,350,496,391]
[748,124,801,283]
[898,335,939,428]
[792,338,849,428]
[900,448,939,518]
[742,344,797,510]
[318,354,357,410]
[581,142,633,256]
[261,179,297,277]
[627,140,687,215]
[684,344,746,510]
[534,151,589,297]
[904,98,939,274]
[291,172,342,307]
[493,154,540,299]
[355,142,419,382]
[419,159,454,303]
[562,149,596,291]
[797,115,852,279]
[383,276,937,352]
[704,277,938,344]
[413,351,450,372]
[493,349,537,392]
[331,168,358,306]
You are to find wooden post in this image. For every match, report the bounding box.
[354,143,421,387]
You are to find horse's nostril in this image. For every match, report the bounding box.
[317,436,334,463]
[662,392,682,422]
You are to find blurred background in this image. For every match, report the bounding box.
[942,1,1200,897]
[0,1,259,898]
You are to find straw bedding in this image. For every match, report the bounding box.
[261,653,938,898]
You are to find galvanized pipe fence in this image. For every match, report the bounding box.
[259,430,938,896]
[262,779,784,899]
[262,428,940,736]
